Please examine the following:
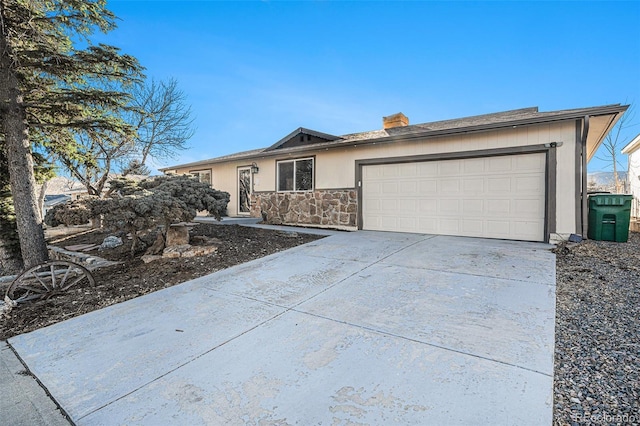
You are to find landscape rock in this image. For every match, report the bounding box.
[553,234,640,423]
[141,255,163,264]
[162,244,218,259]
[100,236,123,249]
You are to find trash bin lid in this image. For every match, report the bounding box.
[588,194,633,206]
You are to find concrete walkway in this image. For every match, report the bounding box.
[8,231,556,425]
[1,341,70,425]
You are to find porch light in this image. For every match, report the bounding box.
[251,162,259,174]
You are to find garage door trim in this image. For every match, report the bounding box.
[355,144,558,242]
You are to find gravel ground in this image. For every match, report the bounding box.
[554,232,640,425]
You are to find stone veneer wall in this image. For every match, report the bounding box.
[250,189,357,227]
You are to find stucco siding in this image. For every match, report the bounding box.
[629,151,640,218]
[552,122,580,235]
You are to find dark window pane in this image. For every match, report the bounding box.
[278,161,294,191]
[238,169,251,213]
[295,159,313,191]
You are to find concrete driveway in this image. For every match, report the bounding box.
[9,231,556,425]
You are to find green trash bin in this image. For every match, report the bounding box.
[587,194,633,242]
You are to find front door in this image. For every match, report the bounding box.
[238,167,252,215]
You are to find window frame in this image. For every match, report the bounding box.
[276,157,315,192]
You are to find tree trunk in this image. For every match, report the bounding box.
[0,237,22,275]
[0,35,49,269]
[38,180,48,220]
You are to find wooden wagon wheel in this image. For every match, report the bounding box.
[6,261,95,303]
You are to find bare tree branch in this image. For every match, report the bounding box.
[123,77,194,173]
[595,105,636,193]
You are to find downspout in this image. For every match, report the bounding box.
[581,115,590,238]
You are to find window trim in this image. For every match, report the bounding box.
[276,157,315,192]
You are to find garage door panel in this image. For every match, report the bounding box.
[367,199,381,212]
[461,219,484,233]
[487,199,511,215]
[399,164,417,177]
[463,179,484,193]
[399,181,417,193]
[419,199,437,212]
[362,153,545,241]
[363,182,381,195]
[439,218,461,233]
[382,165,399,177]
[382,182,398,194]
[416,162,438,176]
[380,216,397,228]
[418,217,437,232]
[419,180,437,193]
[462,199,484,215]
[462,158,486,173]
[397,217,417,230]
[488,157,513,172]
[439,161,461,175]
[516,154,544,170]
[515,199,544,216]
[512,220,541,240]
[488,177,512,192]
[486,220,511,237]
[398,199,417,212]
[440,199,460,214]
[381,200,396,211]
[440,179,460,192]
[516,176,543,191]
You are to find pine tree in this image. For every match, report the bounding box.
[0,0,143,268]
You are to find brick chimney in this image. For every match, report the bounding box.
[382,112,409,129]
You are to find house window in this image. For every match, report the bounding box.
[277,158,314,192]
[191,170,211,186]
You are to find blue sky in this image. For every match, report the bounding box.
[104,0,640,173]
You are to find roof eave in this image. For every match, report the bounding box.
[585,105,630,161]
[622,133,640,155]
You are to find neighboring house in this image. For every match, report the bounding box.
[622,133,640,218]
[42,176,87,217]
[45,176,87,199]
[44,194,72,210]
[161,104,628,243]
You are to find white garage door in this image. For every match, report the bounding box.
[361,153,546,241]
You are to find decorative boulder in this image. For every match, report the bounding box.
[100,236,123,250]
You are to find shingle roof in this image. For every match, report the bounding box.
[160,104,628,171]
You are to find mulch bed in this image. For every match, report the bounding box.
[0,223,323,340]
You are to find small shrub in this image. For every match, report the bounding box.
[44,199,94,227]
